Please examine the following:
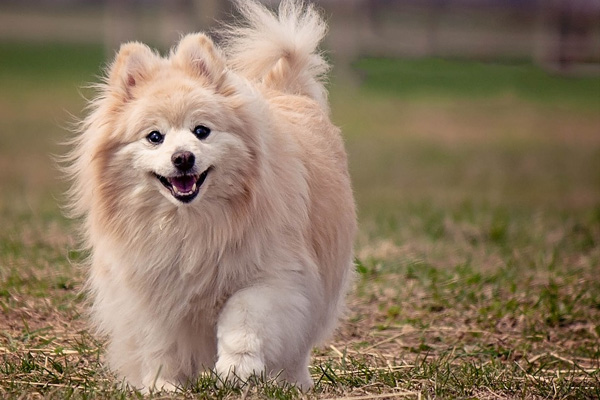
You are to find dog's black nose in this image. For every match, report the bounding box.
[171,151,195,171]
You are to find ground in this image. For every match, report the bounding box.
[0,44,599,399]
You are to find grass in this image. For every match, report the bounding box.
[353,58,600,106]
[1,42,599,399]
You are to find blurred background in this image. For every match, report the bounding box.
[0,0,599,261]
[1,0,600,71]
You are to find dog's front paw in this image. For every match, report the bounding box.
[140,376,179,394]
[215,353,265,387]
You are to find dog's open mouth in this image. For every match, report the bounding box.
[154,168,211,203]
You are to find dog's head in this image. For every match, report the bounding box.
[87,34,263,212]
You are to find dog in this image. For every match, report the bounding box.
[65,0,356,391]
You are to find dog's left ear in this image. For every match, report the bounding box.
[173,33,227,86]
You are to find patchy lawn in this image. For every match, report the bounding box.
[1,45,599,399]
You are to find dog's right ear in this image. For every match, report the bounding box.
[107,42,159,101]
[172,33,227,87]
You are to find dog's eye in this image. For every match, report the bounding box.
[146,130,164,144]
[192,125,211,140]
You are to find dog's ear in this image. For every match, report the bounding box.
[108,42,159,100]
[173,33,226,86]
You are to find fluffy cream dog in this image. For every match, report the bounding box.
[65,0,355,391]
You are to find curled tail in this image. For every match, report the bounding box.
[221,0,330,109]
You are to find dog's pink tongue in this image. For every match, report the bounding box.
[170,176,196,193]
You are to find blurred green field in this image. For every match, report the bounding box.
[354,58,600,105]
[1,42,599,399]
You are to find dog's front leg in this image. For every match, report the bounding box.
[138,350,182,393]
[214,281,315,389]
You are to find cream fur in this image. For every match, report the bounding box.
[64,0,355,391]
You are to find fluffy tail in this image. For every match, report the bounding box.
[221,0,330,109]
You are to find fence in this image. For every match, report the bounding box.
[0,0,598,74]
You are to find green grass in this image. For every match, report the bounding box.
[1,42,600,398]
[354,57,600,106]
[0,42,105,80]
